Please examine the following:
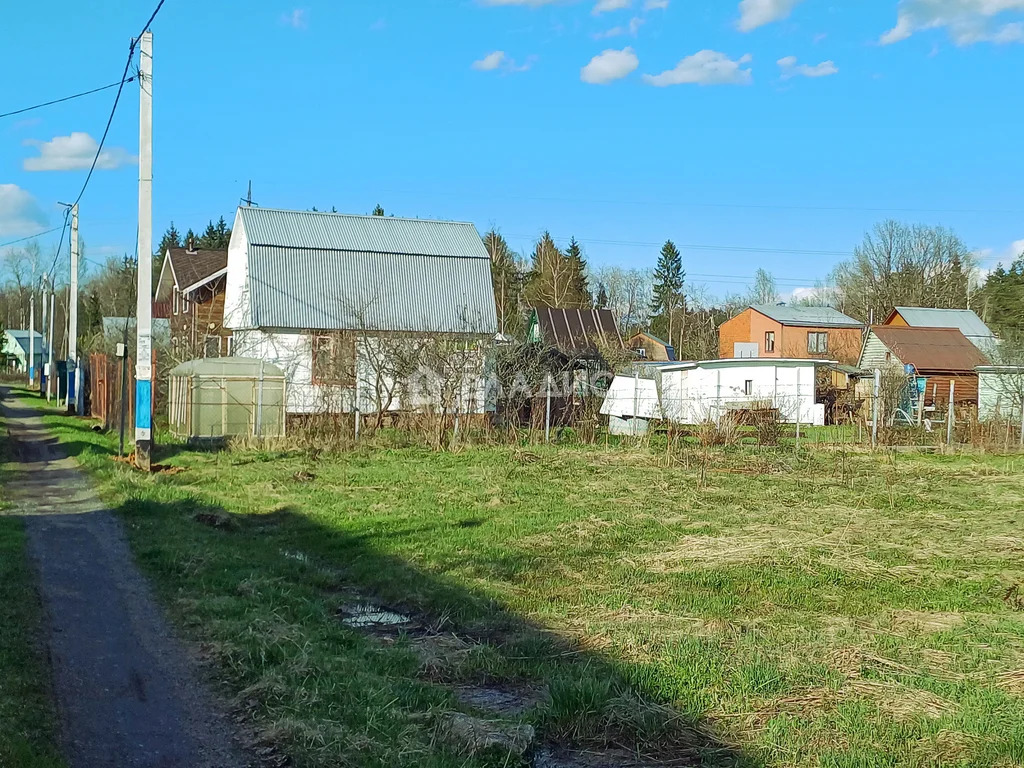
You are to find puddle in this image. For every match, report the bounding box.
[454,685,548,717]
[339,603,413,628]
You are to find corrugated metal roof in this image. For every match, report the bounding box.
[4,330,44,357]
[239,207,489,258]
[532,307,622,355]
[751,304,862,328]
[869,326,990,372]
[248,246,497,333]
[891,307,994,338]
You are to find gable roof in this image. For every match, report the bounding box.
[889,307,994,339]
[750,304,862,328]
[531,307,622,356]
[237,207,497,334]
[3,330,45,357]
[166,248,228,293]
[870,326,989,372]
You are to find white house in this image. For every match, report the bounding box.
[223,207,498,416]
[601,358,831,426]
[2,330,46,373]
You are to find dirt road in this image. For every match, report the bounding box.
[1,388,251,768]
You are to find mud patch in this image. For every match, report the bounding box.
[533,746,663,767]
[454,684,548,717]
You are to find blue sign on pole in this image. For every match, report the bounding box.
[135,380,152,439]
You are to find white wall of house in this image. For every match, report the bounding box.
[602,359,825,426]
[223,212,251,331]
[231,328,491,416]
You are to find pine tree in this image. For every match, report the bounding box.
[650,240,685,347]
[564,237,592,307]
[198,220,219,249]
[524,233,590,309]
[484,230,523,335]
[156,222,181,256]
[214,216,231,248]
[372,204,385,216]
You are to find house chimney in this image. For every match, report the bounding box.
[186,234,196,254]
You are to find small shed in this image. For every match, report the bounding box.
[977,366,1024,420]
[168,357,286,439]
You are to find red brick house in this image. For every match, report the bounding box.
[155,247,230,360]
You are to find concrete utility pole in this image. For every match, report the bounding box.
[40,273,48,392]
[135,30,154,471]
[29,291,35,386]
[47,284,55,401]
[68,203,79,413]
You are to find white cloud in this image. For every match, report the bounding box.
[777,55,838,78]
[643,50,753,86]
[880,0,1024,45]
[645,0,670,8]
[593,0,631,13]
[281,8,307,28]
[23,132,137,172]
[472,50,535,72]
[580,46,639,83]
[982,238,1024,270]
[0,184,48,238]
[737,0,804,32]
[594,16,644,37]
[479,0,562,5]
[473,51,507,71]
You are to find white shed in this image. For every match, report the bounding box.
[601,358,830,426]
[977,366,1024,420]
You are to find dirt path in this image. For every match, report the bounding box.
[1,388,251,768]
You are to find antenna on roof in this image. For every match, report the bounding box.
[241,180,258,208]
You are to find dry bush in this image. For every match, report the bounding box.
[695,411,740,448]
[747,400,784,446]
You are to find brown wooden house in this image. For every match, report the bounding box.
[155,247,230,360]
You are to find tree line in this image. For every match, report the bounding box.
[1,215,1020,366]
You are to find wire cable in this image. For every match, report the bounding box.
[0,78,136,121]
[70,0,166,209]
[0,227,63,249]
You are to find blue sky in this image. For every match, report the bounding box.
[2,0,1023,300]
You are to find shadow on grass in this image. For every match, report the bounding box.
[115,492,757,768]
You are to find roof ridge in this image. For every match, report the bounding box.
[239,206,477,227]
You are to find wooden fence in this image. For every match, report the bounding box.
[88,353,136,432]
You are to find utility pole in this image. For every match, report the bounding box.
[68,203,79,414]
[135,30,154,471]
[28,291,35,387]
[47,283,55,401]
[40,273,48,394]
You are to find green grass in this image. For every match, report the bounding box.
[0,395,65,768]
[21,389,1024,767]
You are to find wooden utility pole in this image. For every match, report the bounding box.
[135,30,154,470]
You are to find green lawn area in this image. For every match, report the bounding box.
[23,389,1024,767]
[0,397,65,768]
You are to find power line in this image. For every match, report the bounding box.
[0,227,63,249]
[511,232,854,258]
[69,0,166,210]
[0,78,136,121]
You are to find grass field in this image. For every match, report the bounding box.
[24,390,1024,767]
[0,397,66,768]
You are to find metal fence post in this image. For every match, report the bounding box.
[544,373,552,442]
[946,380,955,446]
[871,368,880,448]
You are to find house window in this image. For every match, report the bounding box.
[204,336,221,358]
[744,380,754,396]
[182,292,190,315]
[226,336,234,357]
[807,332,829,354]
[312,332,356,386]
[173,289,179,315]
[765,331,775,353]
